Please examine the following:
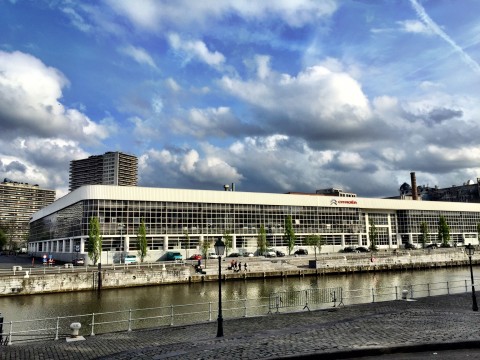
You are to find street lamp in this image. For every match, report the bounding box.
[214,237,226,337]
[466,243,478,312]
[118,223,125,251]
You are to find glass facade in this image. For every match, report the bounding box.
[28,188,480,257]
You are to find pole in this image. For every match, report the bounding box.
[217,255,224,337]
[469,255,478,311]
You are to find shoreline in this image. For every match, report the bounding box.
[0,249,476,296]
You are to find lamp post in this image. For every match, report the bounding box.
[466,243,478,312]
[214,237,225,337]
[118,223,125,251]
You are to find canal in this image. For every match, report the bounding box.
[0,266,474,323]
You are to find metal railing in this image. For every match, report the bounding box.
[2,277,477,346]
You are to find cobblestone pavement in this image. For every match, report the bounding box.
[2,293,480,359]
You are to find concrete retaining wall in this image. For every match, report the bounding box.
[0,253,476,296]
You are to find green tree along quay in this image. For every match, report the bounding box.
[420,221,429,248]
[88,216,102,265]
[200,238,212,266]
[223,230,233,255]
[184,230,191,260]
[257,224,268,255]
[437,216,451,247]
[137,218,148,263]
[305,234,324,261]
[368,218,378,252]
[0,228,7,250]
[284,215,296,255]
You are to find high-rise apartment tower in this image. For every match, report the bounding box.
[0,178,55,249]
[69,151,138,191]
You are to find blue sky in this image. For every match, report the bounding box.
[1,0,480,198]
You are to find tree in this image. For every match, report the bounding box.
[437,216,450,247]
[184,230,191,260]
[305,234,324,261]
[0,228,7,250]
[420,221,429,248]
[87,216,102,265]
[257,224,268,255]
[223,230,233,255]
[284,215,296,255]
[368,218,378,252]
[137,218,148,263]
[200,238,212,267]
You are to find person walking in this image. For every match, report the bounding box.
[244,262,248,272]
[237,261,242,272]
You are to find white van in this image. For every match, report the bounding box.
[124,255,137,264]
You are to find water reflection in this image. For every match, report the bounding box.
[0,267,473,322]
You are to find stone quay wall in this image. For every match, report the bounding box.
[0,250,476,296]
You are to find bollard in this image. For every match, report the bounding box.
[402,289,409,300]
[69,322,81,338]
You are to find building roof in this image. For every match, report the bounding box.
[30,185,480,223]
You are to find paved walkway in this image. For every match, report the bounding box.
[2,293,480,359]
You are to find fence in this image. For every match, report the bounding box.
[268,287,343,313]
[0,278,476,346]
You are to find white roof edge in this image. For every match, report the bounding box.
[30,185,480,222]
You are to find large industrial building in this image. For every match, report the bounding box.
[0,178,55,249]
[28,185,480,264]
[69,151,138,191]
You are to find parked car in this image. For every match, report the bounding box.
[227,252,240,257]
[426,243,438,249]
[356,247,370,253]
[166,252,183,261]
[275,250,286,257]
[242,252,254,257]
[124,255,137,264]
[207,252,219,259]
[294,249,308,255]
[404,243,417,250]
[72,258,85,266]
[343,246,358,253]
[263,249,276,258]
[189,254,202,260]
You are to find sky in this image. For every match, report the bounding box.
[1,0,480,199]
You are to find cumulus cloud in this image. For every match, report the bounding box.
[219,63,372,146]
[139,147,243,189]
[0,51,109,143]
[170,107,262,139]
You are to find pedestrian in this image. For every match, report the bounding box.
[32,256,35,267]
[238,262,241,272]
[244,262,247,272]
[197,259,201,268]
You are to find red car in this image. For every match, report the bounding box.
[189,254,202,260]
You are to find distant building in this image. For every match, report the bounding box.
[69,151,138,191]
[316,188,357,198]
[398,176,480,203]
[0,178,55,249]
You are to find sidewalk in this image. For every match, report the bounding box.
[2,293,480,359]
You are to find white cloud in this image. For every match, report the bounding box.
[397,19,433,35]
[0,51,109,142]
[106,0,338,31]
[119,45,157,69]
[219,63,371,141]
[168,33,225,68]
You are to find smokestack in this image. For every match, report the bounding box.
[410,172,418,200]
[231,183,235,192]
